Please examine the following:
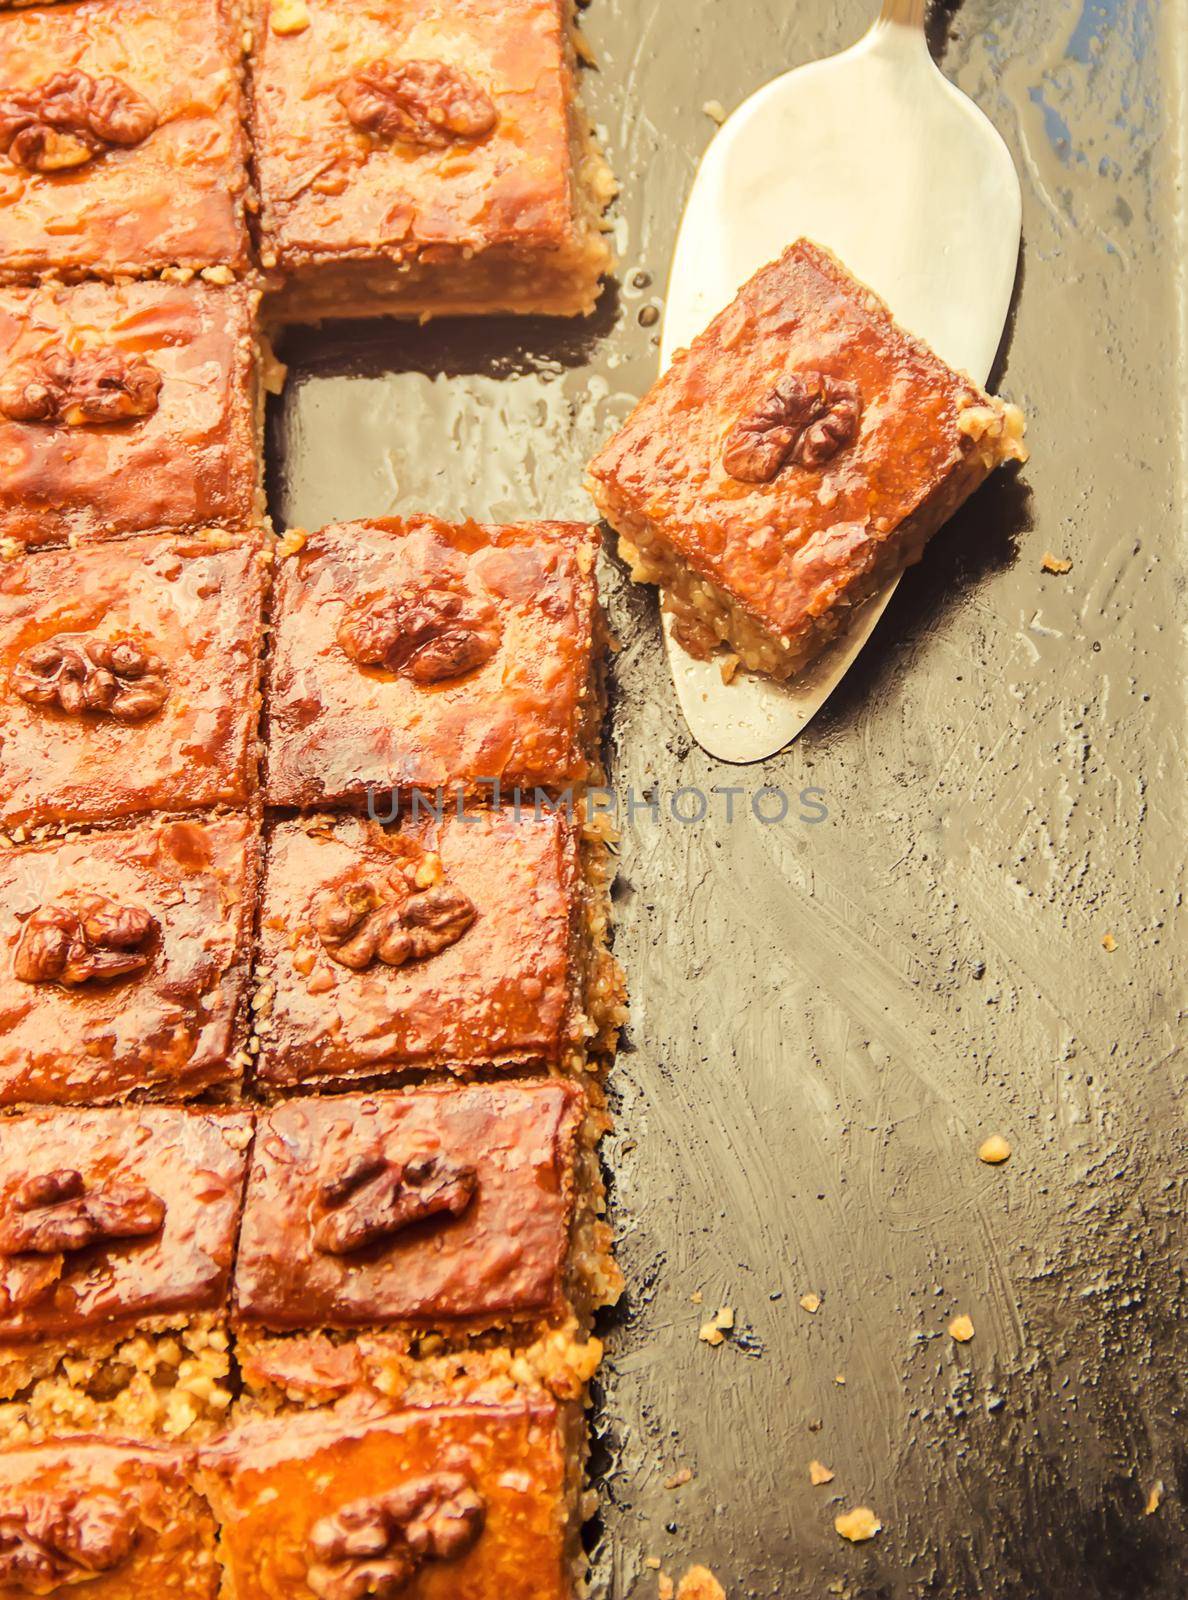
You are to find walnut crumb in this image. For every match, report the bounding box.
[690,1290,703,1305]
[645,1557,662,1570]
[659,1576,675,1600]
[1041,552,1073,574]
[718,653,740,685]
[270,0,310,34]
[948,1314,975,1343]
[200,265,234,286]
[1102,932,1118,952]
[702,100,727,124]
[677,1567,726,1600]
[978,1134,1011,1165]
[277,527,308,559]
[664,1468,693,1491]
[799,1292,821,1314]
[1144,1480,1164,1515]
[834,1373,845,1386]
[834,1507,881,1542]
[810,1460,835,1485]
[698,1307,733,1346]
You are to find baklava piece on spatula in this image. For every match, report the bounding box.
[587,240,1027,682]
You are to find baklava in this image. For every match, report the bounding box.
[587,239,1028,680]
[249,0,613,321]
[0,816,257,1107]
[202,1396,584,1600]
[265,517,604,809]
[0,1438,219,1598]
[0,1107,251,1442]
[0,0,251,282]
[0,281,263,549]
[254,807,620,1091]
[233,1081,618,1408]
[0,533,267,832]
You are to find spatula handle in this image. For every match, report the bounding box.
[878,0,926,25]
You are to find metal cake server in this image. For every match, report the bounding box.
[657,0,1022,761]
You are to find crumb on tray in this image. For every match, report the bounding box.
[834,1507,882,1542]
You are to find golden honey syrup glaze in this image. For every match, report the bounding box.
[254,809,592,1090]
[265,517,603,808]
[201,1398,582,1600]
[0,816,257,1107]
[0,533,267,833]
[233,1083,585,1336]
[0,281,261,549]
[587,239,1028,680]
[0,0,250,281]
[0,1438,219,1598]
[249,0,613,319]
[0,1107,251,1442]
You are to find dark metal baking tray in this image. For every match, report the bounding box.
[267,1,1187,1593]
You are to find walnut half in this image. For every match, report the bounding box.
[0,348,163,427]
[0,1490,140,1594]
[12,635,169,722]
[0,70,158,173]
[313,1150,477,1256]
[14,895,159,987]
[337,584,501,685]
[722,371,862,483]
[315,857,475,973]
[338,59,497,150]
[307,1475,485,1600]
[0,1168,166,1257]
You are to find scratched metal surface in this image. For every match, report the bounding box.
[266,1,1188,1594]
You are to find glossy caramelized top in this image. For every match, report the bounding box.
[0,816,255,1107]
[0,1107,251,1341]
[266,517,600,807]
[202,1400,573,1600]
[0,282,259,548]
[250,0,583,263]
[0,0,249,277]
[0,533,266,830]
[234,1081,583,1331]
[0,1438,217,1600]
[588,239,990,633]
[256,810,582,1088]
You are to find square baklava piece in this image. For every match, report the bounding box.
[202,1397,583,1600]
[0,1107,251,1442]
[255,807,619,1090]
[0,281,262,549]
[0,816,256,1107]
[0,534,267,832]
[265,517,604,808]
[587,239,1028,680]
[233,1082,618,1406]
[0,0,250,281]
[249,0,613,320]
[0,1440,219,1597]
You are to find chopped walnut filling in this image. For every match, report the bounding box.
[0,348,163,427]
[722,371,862,482]
[0,70,157,173]
[12,635,169,721]
[14,894,159,987]
[307,1475,485,1600]
[0,1490,139,1593]
[337,585,501,685]
[314,851,475,972]
[313,1150,477,1256]
[0,1168,165,1257]
[338,59,497,150]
